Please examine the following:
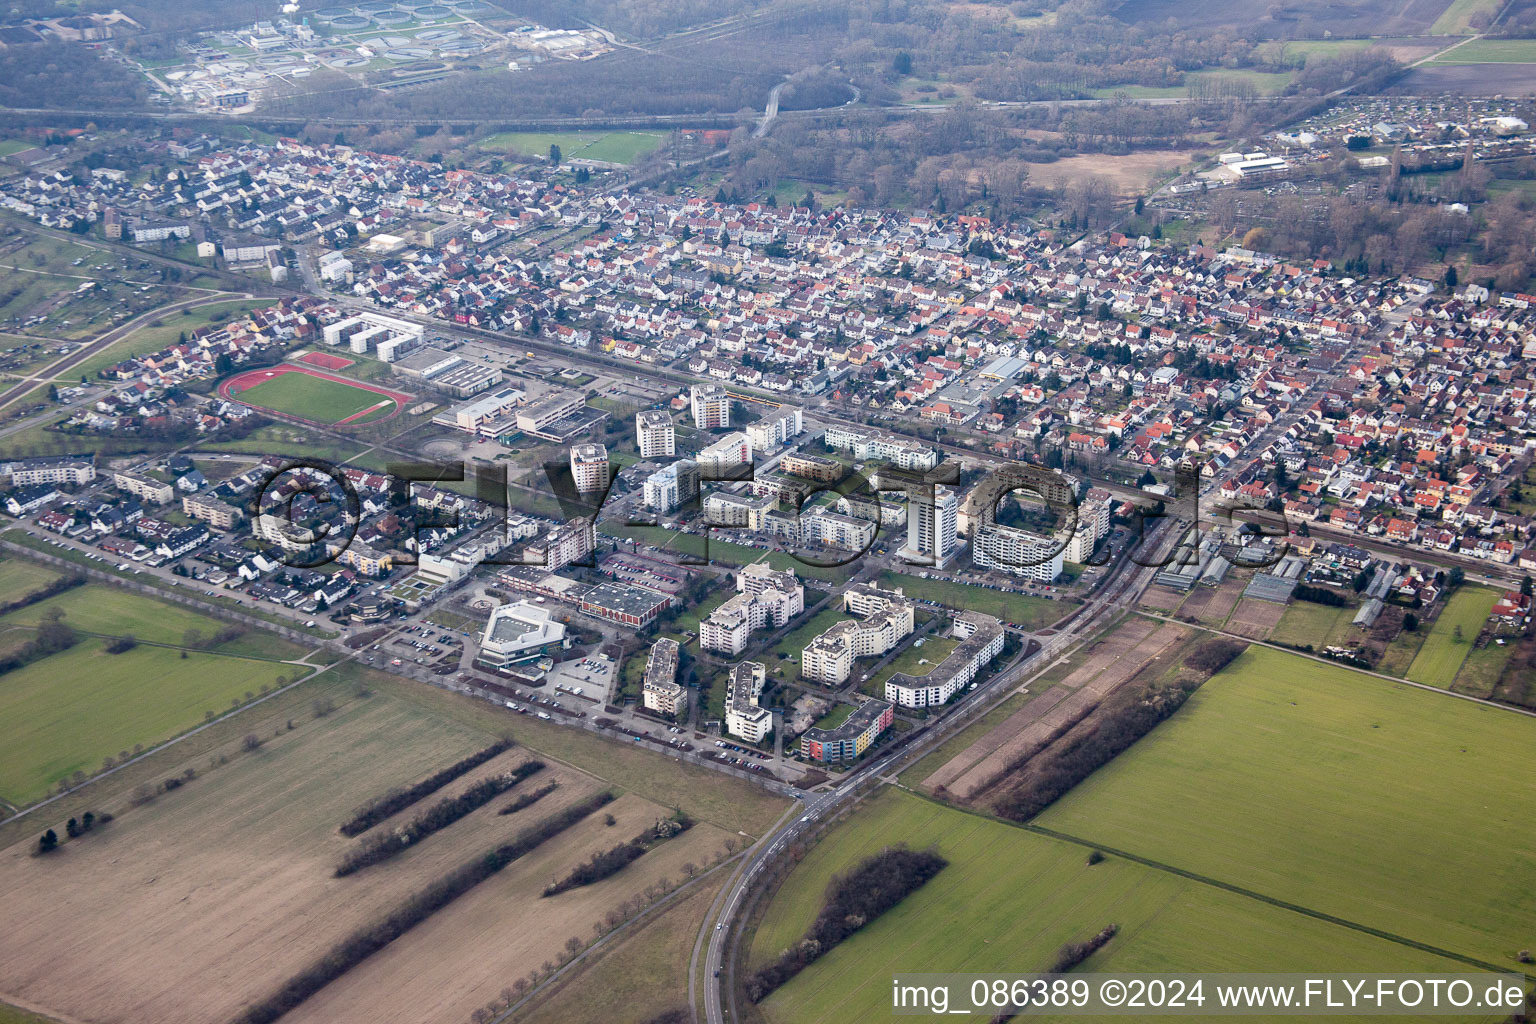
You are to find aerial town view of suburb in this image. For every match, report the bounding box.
[0,0,1534,1022]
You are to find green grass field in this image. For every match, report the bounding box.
[0,140,35,157]
[1282,38,1373,63]
[0,557,61,596]
[862,636,959,696]
[1036,646,1536,965]
[1431,0,1506,36]
[753,790,1492,1024]
[0,639,311,805]
[0,583,304,660]
[1091,68,1294,100]
[234,370,397,424]
[1429,37,1536,62]
[878,572,1065,630]
[1406,586,1499,685]
[1268,597,1359,651]
[480,130,663,165]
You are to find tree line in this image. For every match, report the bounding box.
[234,790,617,1024]
[988,644,1236,823]
[746,845,948,1002]
[335,760,546,876]
[499,781,558,815]
[337,738,513,837]
[541,812,693,897]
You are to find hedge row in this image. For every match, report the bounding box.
[338,738,513,836]
[234,790,616,1024]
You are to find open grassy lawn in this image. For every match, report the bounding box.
[1036,646,1536,965]
[861,636,958,697]
[236,371,397,424]
[0,639,310,805]
[0,582,293,658]
[1268,596,1358,650]
[1431,0,1515,37]
[1092,68,1294,99]
[480,130,663,165]
[1452,638,1515,698]
[0,557,60,596]
[878,572,1064,630]
[1406,586,1499,686]
[1430,38,1536,62]
[753,790,1489,1024]
[1282,38,1373,63]
[763,605,849,674]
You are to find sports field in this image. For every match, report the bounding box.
[1036,646,1536,964]
[1406,586,1500,685]
[752,790,1491,1024]
[0,639,308,805]
[220,364,408,426]
[480,129,664,165]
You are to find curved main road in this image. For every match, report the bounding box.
[696,521,1174,1024]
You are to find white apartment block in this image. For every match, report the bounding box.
[636,409,676,458]
[6,457,96,487]
[696,432,752,475]
[745,406,803,450]
[700,565,804,656]
[643,460,700,513]
[703,490,777,530]
[725,660,772,743]
[113,470,173,504]
[972,522,1064,581]
[822,425,938,471]
[903,484,958,568]
[641,637,683,716]
[1063,497,1111,563]
[569,442,610,495]
[885,611,1005,708]
[800,508,876,551]
[690,383,731,429]
[801,584,914,685]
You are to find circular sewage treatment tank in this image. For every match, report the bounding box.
[372,9,411,23]
[328,14,370,28]
[315,4,351,15]
[411,4,450,17]
[356,0,394,11]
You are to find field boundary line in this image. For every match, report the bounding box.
[894,786,1510,975]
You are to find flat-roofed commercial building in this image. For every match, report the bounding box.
[476,601,568,670]
[579,581,670,627]
[516,388,585,436]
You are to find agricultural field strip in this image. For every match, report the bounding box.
[1016,811,1510,972]
[1135,607,1536,720]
